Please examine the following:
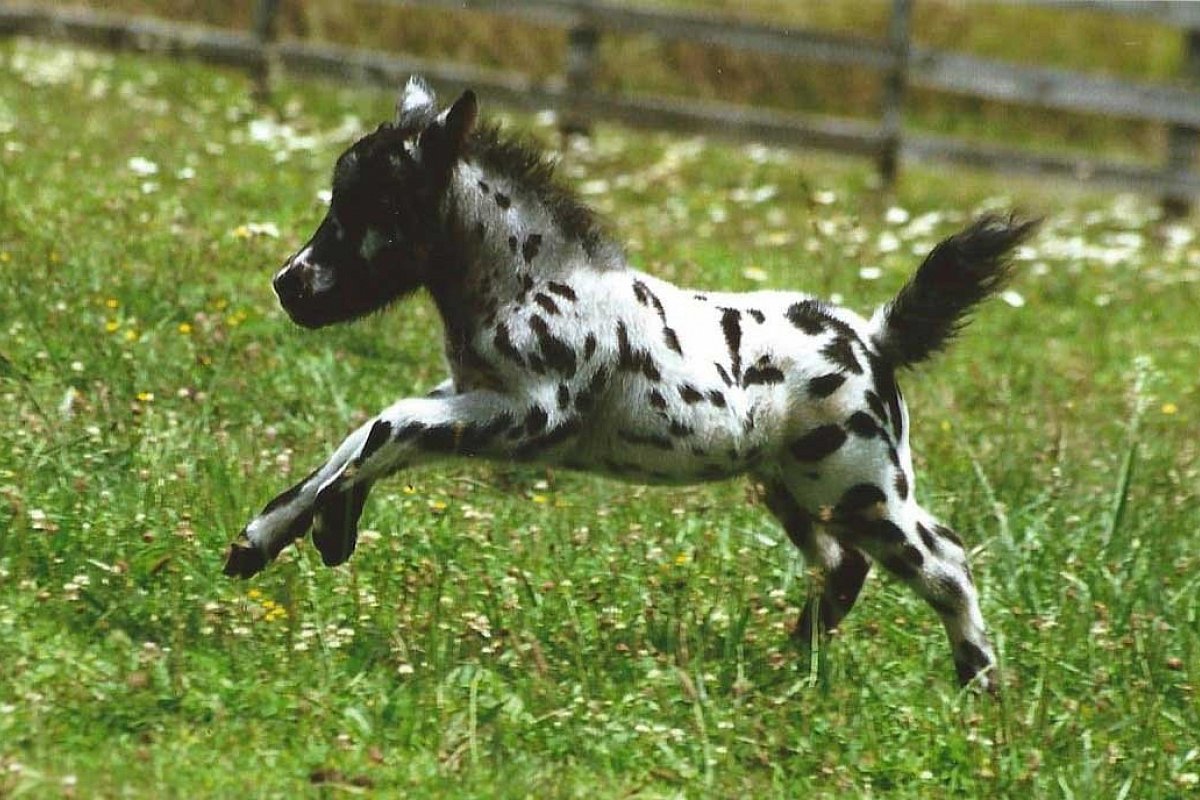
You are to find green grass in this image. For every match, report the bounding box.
[1,39,1199,798]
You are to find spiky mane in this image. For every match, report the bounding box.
[466,123,612,258]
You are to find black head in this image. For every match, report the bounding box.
[272,77,479,328]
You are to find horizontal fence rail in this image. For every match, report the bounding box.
[1,1,1197,208]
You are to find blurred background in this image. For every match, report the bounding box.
[12,0,1200,215]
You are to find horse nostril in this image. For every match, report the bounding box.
[273,265,305,303]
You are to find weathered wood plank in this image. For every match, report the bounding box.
[0,4,263,68]
[371,0,895,69]
[387,0,1200,127]
[910,46,1200,128]
[277,38,889,155]
[905,133,1200,197]
[1014,1,1200,29]
[879,0,912,187]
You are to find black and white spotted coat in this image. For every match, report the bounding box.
[226,78,1038,690]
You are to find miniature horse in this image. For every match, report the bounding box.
[224,77,1038,691]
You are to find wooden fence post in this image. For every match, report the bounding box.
[251,0,281,103]
[561,20,600,137]
[1163,28,1200,218]
[879,0,912,191]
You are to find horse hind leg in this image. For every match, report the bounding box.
[763,481,871,643]
[834,487,997,690]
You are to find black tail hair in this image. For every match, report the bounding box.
[871,213,1040,369]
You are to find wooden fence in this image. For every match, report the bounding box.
[3,0,1199,212]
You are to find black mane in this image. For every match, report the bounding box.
[466,123,612,258]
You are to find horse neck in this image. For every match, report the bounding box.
[426,157,623,342]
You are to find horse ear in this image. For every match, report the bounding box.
[396,75,437,129]
[419,90,478,166]
[442,90,478,156]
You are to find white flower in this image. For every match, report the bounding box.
[859,266,883,281]
[877,232,900,253]
[1001,290,1026,308]
[885,206,910,225]
[127,156,158,176]
[579,179,609,195]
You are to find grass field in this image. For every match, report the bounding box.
[1,39,1198,798]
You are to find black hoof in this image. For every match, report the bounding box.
[223,533,268,578]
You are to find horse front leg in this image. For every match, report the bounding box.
[223,391,529,578]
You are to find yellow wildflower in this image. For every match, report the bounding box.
[1162,402,1178,415]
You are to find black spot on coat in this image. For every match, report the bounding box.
[616,321,661,381]
[883,549,920,580]
[835,483,887,514]
[917,522,937,552]
[742,364,785,386]
[936,524,965,548]
[790,425,848,462]
[808,373,846,398]
[547,281,577,301]
[846,411,884,439]
[786,300,828,335]
[663,327,683,355]
[822,336,863,375]
[720,308,743,380]
[522,234,543,264]
[493,323,524,365]
[356,419,392,465]
[533,293,560,315]
[529,314,576,377]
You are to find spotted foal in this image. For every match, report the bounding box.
[224,77,1038,691]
